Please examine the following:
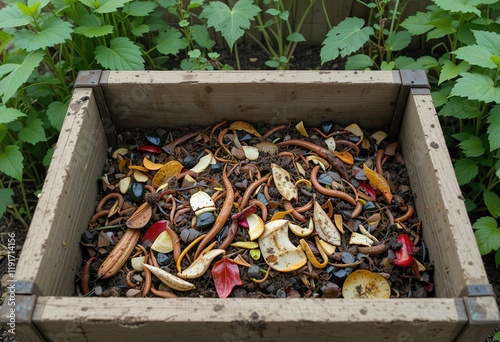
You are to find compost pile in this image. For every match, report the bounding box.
[77,120,434,299]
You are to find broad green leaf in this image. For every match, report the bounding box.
[0,188,14,218]
[320,17,374,64]
[192,24,215,49]
[473,216,500,255]
[74,24,113,38]
[43,145,54,168]
[474,30,500,55]
[380,61,395,70]
[46,101,68,131]
[417,56,439,69]
[265,59,280,68]
[94,0,133,13]
[386,31,411,52]
[157,28,188,55]
[75,14,113,38]
[439,97,480,119]
[16,2,39,17]
[0,5,31,28]
[433,0,498,16]
[131,24,149,37]
[488,105,500,151]
[450,73,500,104]
[278,10,289,21]
[94,37,144,70]
[19,114,46,144]
[453,45,496,69]
[484,190,500,218]
[0,124,7,143]
[14,16,73,51]
[0,50,44,103]
[427,16,455,40]
[0,145,23,180]
[0,106,26,124]
[200,0,261,50]
[187,0,203,11]
[286,32,306,43]
[458,135,485,157]
[400,12,433,35]
[123,1,157,16]
[454,158,478,185]
[465,198,477,212]
[345,54,373,70]
[394,56,423,70]
[266,8,280,16]
[438,60,469,85]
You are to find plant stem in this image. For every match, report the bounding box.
[286,0,315,59]
[321,0,332,30]
[234,43,241,70]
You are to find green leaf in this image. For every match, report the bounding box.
[474,30,500,55]
[0,106,26,124]
[187,0,203,11]
[433,0,498,16]
[438,60,469,85]
[199,0,261,50]
[345,54,373,70]
[473,216,500,255]
[46,101,68,131]
[93,0,133,13]
[0,124,7,143]
[465,198,477,212]
[495,250,500,268]
[453,45,496,69]
[94,37,144,70]
[157,28,188,55]
[454,158,479,185]
[192,24,215,49]
[75,14,113,38]
[0,5,31,29]
[386,31,411,52]
[19,114,46,145]
[286,32,306,43]
[278,10,289,21]
[488,105,500,151]
[439,97,480,119]
[14,16,73,52]
[400,12,433,35]
[265,59,280,68]
[427,16,455,40]
[417,56,439,70]
[484,190,500,218]
[380,61,395,70]
[265,8,280,16]
[394,56,424,70]
[0,145,23,180]
[43,145,54,168]
[123,1,157,16]
[0,188,14,218]
[320,17,374,64]
[450,72,500,104]
[458,135,485,157]
[17,1,40,17]
[0,50,44,103]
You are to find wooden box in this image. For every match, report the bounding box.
[3,70,499,341]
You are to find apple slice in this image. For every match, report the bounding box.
[246,213,265,240]
[151,230,173,253]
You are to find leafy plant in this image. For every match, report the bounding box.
[402,0,500,264]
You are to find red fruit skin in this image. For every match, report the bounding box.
[392,234,415,267]
[142,220,167,245]
[137,146,162,154]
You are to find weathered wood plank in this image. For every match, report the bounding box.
[33,297,467,342]
[15,89,108,296]
[101,70,401,130]
[456,296,500,341]
[399,90,489,298]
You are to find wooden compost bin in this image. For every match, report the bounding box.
[3,70,499,341]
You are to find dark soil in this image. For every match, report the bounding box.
[0,44,498,341]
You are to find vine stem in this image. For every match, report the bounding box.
[285,0,316,59]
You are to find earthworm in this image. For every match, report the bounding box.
[176,234,207,272]
[395,205,414,223]
[149,251,159,268]
[376,149,385,176]
[328,260,363,268]
[262,124,288,138]
[163,131,202,155]
[309,127,348,139]
[249,199,268,221]
[278,151,296,160]
[89,210,110,225]
[239,173,271,210]
[217,128,231,155]
[213,146,233,163]
[173,207,191,226]
[218,220,239,250]
[126,270,139,288]
[295,198,314,213]
[96,193,124,212]
[242,163,261,180]
[277,140,349,180]
[299,154,310,169]
[165,223,181,263]
[194,164,234,259]
[310,165,356,206]
[358,243,388,255]
[263,184,271,202]
[210,121,227,139]
[81,257,96,295]
[141,256,152,297]
[350,202,363,219]
[283,200,306,222]
[151,285,178,298]
[335,139,360,155]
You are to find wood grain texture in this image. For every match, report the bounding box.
[33,297,466,342]
[15,89,108,296]
[101,70,401,130]
[400,90,489,298]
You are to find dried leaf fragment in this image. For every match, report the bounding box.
[313,202,341,246]
[342,270,391,299]
[143,264,195,291]
[190,153,213,173]
[143,158,163,171]
[178,249,225,279]
[152,160,183,189]
[151,231,173,253]
[271,163,298,201]
[229,121,261,137]
[363,164,393,204]
[295,121,309,137]
[334,151,354,165]
[126,202,152,229]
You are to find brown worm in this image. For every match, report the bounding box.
[81,257,96,295]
